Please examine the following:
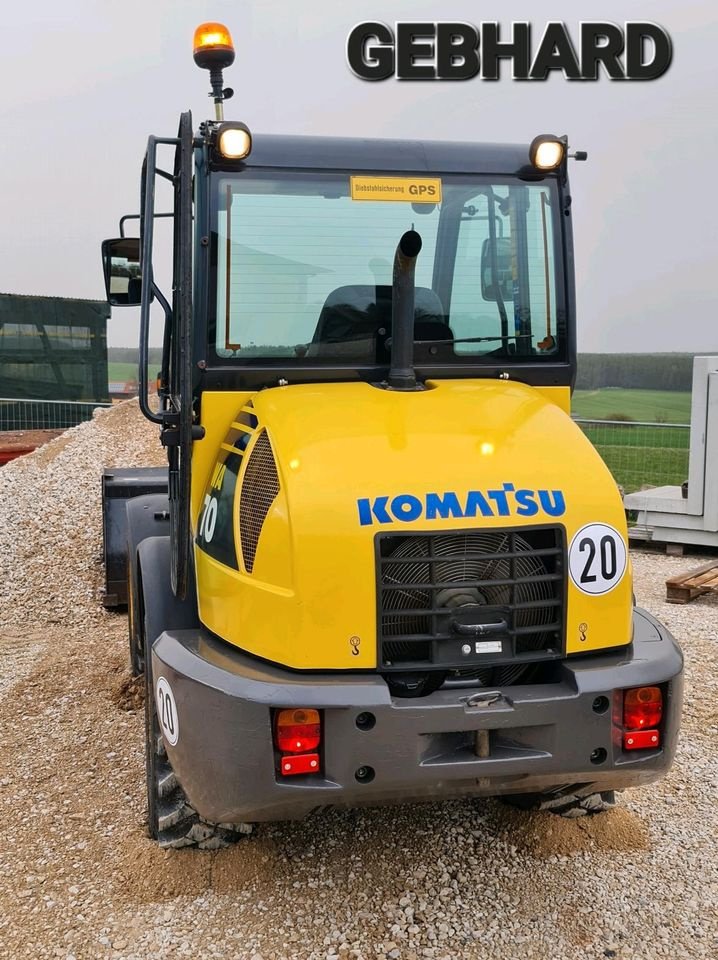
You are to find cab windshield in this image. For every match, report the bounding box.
[209,170,564,365]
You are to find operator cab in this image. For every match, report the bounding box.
[101,21,582,399]
[201,137,577,392]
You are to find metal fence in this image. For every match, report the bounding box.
[573,418,691,493]
[0,398,113,432]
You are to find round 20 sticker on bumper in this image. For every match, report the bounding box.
[568,523,627,595]
[156,676,179,746]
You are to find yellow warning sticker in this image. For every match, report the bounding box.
[350,176,442,203]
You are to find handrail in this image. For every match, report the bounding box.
[138,136,179,425]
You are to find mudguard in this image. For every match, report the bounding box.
[101,467,168,606]
[136,536,199,656]
[126,495,171,672]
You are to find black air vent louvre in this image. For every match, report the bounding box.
[239,429,280,573]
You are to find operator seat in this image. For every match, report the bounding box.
[306,284,453,360]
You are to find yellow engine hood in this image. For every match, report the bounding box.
[195,380,632,668]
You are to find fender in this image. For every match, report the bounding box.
[136,536,200,659]
[101,467,168,607]
[126,494,171,673]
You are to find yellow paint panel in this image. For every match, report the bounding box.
[192,379,632,670]
[191,391,252,525]
[533,385,571,416]
[350,176,442,203]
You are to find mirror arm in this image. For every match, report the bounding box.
[119,212,175,238]
[119,214,137,238]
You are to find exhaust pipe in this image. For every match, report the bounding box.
[388,229,422,390]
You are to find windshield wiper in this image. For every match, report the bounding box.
[412,335,532,346]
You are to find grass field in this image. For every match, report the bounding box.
[572,388,691,423]
[108,361,138,382]
[571,389,692,490]
[578,421,690,492]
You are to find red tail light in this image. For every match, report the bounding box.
[623,686,663,731]
[274,708,321,754]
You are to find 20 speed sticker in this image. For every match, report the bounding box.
[155,676,179,746]
[568,523,627,596]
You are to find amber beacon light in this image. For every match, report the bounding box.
[193,22,235,68]
[193,22,236,121]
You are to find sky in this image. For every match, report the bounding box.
[0,0,715,353]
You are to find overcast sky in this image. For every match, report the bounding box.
[0,0,715,352]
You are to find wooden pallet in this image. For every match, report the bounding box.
[666,561,718,604]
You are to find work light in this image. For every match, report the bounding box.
[217,122,252,160]
[529,135,566,171]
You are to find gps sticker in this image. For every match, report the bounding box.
[350,176,442,202]
[569,523,627,596]
[155,676,179,747]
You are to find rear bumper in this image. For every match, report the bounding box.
[151,607,683,823]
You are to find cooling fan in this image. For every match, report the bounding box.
[382,530,556,692]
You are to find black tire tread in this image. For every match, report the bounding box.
[137,563,252,849]
[146,681,252,848]
[503,788,617,818]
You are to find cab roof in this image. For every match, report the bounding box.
[215,133,543,177]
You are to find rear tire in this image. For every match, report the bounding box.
[140,571,251,848]
[502,787,617,818]
[127,557,144,677]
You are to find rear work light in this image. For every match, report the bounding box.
[623,686,663,730]
[274,708,321,754]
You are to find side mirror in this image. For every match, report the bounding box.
[480,237,513,303]
[101,237,141,306]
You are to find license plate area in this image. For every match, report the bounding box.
[432,635,509,665]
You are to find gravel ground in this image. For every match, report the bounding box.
[0,401,164,628]
[0,403,716,960]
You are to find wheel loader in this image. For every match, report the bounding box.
[100,22,683,848]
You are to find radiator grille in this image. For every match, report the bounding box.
[239,429,280,573]
[378,526,565,673]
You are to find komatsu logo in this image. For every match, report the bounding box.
[357,484,566,526]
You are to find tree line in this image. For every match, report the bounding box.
[575,354,695,391]
[110,347,163,365]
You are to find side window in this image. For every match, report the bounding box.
[450,194,511,353]
[525,189,557,351]
[449,185,558,355]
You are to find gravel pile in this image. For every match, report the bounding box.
[0,407,716,959]
[0,401,164,628]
